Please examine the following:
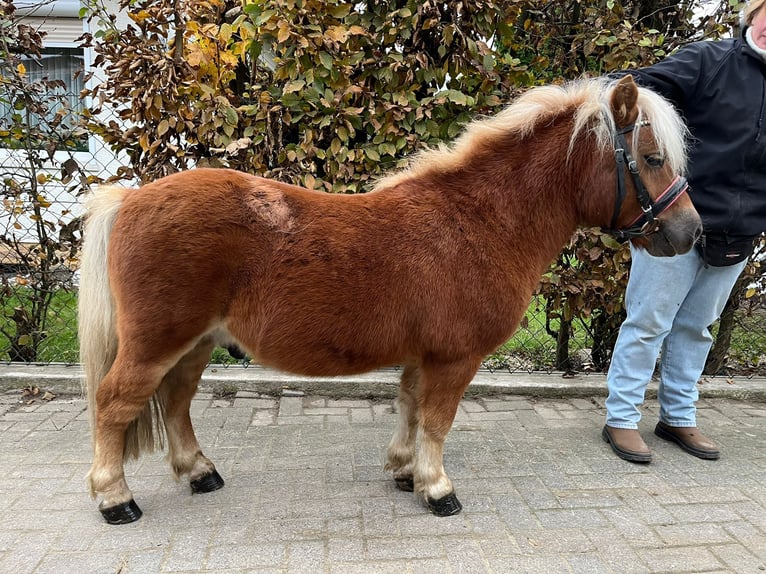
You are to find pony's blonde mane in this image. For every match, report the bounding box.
[374,77,688,190]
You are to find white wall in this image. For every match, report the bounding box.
[2,0,130,244]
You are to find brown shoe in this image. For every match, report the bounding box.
[602,425,652,463]
[654,422,720,460]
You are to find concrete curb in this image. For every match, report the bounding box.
[2,363,765,402]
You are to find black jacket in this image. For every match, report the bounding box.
[628,29,766,237]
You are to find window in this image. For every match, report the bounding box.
[1,46,87,151]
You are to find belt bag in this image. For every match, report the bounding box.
[695,233,756,266]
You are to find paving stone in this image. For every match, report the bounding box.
[327,399,371,408]
[278,396,303,416]
[34,551,125,574]
[565,553,615,574]
[350,408,374,423]
[486,553,571,574]
[666,502,743,524]
[655,522,735,546]
[286,540,326,573]
[535,508,609,529]
[330,560,410,573]
[162,530,209,572]
[638,546,725,573]
[0,389,763,574]
[232,397,277,409]
[711,543,766,572]
[365,536,445,560]
[205,542,285,570]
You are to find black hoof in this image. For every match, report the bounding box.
[190,469,225,494]
[394,476,414,492]
[427,492,462,517]
[100,499,143,524]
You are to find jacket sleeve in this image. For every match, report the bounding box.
[624,44,707,110]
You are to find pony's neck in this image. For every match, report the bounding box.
[446,122,586,272]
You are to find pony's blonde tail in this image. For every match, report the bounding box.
[79,185,128,452]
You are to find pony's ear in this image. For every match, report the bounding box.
[610,75,640,128]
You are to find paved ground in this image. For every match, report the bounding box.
[0,370,765,573]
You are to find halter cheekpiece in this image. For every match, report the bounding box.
[602,120,689,241]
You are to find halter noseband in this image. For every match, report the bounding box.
[602,121,689,242]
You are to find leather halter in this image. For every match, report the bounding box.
[603,122,689,242]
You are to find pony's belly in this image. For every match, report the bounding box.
[257,346,396,377]
[220,327,403,377]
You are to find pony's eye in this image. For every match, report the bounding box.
[644,154,665,168]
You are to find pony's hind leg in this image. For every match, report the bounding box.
[414,358,481,517]
[88,358,168,524]
[384,366,420,492]
[157,337,224,494]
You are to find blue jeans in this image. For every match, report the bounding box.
[605,244,746,429]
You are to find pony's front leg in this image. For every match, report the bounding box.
[384,366,420,492]
[414,359,480,517]
[159,339,224,494]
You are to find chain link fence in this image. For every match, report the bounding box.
[2,138,766,375]
[0,117,128,365]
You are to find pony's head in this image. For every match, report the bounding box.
[594,75,702,256]
[374,75,700,257]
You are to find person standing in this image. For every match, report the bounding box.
[602,0,766,462]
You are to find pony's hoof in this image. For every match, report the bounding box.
[190,469,225,494]
[100,499,143,524]
[427,492,462,517]
[394,476,414,492]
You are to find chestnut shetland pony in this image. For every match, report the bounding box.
[79,76,702,524]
